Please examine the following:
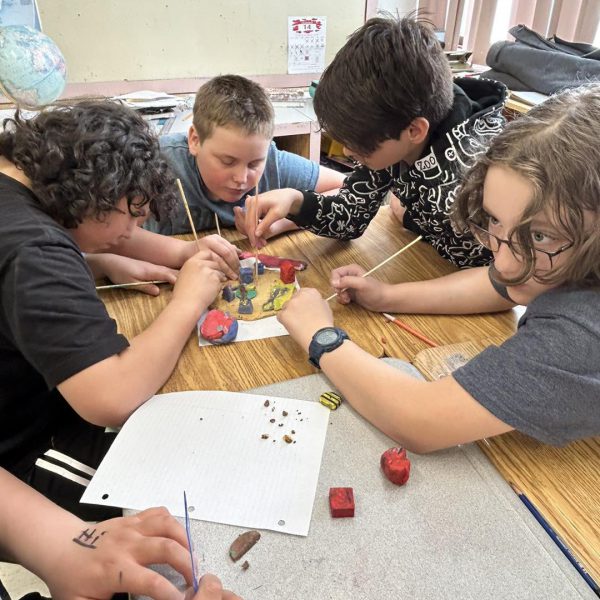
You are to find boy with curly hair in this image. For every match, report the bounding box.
[0,101,236,520]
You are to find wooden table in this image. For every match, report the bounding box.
[101,207,518,393]
[101,206,598,589]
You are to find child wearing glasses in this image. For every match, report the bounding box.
[274,84,600,451]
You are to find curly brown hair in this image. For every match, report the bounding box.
[453,84,600,287]
[0,100,177,228]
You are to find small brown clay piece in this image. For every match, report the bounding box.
[270,418,276,423]
[229,530,261,562]
[264,399,270,407]
[283,434,293,444]
[282,410,288,417]
[241,560,250,571]
[261,434,269,439]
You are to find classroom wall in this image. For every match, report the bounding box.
[38,0,366,86]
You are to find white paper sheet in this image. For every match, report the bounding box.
[81,391,329,536]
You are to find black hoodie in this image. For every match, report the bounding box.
[291,78,507,268]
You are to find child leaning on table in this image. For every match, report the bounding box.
[276,84,600,451]
[143,74,344,236]
[240,15,507,268]
[0,101,236,522]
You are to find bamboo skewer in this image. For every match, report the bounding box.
[325,235,423,302]
[253,185,260,281]
[214,212,222,237]
[176,178,202,252]
[96,280,169,291]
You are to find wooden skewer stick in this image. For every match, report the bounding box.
[382,312,438,348]
[176,178,202,252]
[96,280,169,291]
[214,212,222,237]
[325,235,423,302]
[253,185,260,281]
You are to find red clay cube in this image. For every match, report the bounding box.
[329,487,354,518]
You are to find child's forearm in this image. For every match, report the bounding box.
[317,342,512,452]
[58,295,203,427]
[111,226,189,267]
[0,468,81,573]
[385,267,515,315]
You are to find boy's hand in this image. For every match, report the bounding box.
[172,250,229,316]
[186,574,241,600]
[180,236,240,279]
[331,264,392,312]
[233,207,299,241]
[91,254,178,296]
[238,189,304,248]
[277,288,334,351]
[45,507,194,600]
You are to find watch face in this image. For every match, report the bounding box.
[316,328,339,344]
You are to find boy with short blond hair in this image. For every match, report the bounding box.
[144,74,343,236]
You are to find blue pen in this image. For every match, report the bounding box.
[511,484,599,597]
[184,491,199,593]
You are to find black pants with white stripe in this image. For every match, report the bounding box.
[7,411,121,522]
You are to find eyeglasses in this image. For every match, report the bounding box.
[467,219,574,269]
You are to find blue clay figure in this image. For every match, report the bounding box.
[257,261,265,275]
[222,285,235,302]
[238,298,254,314]
[240,267,254,284]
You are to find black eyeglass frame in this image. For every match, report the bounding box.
[467,219,574,268]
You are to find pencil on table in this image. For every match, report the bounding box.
[382,313,438,348]
[325,235,423,302]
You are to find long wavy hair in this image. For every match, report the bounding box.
[453,84,600,287]
[0,100,177,228]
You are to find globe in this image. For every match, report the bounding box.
[0,25,66,109]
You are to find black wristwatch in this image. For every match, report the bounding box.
[308,327,350,369]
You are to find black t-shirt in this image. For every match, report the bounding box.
[0,173,129,467]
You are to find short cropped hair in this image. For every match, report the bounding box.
[314,15,454,155]
[453,84,600,287]
[0,101,177,228]
[193,75,274,141]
